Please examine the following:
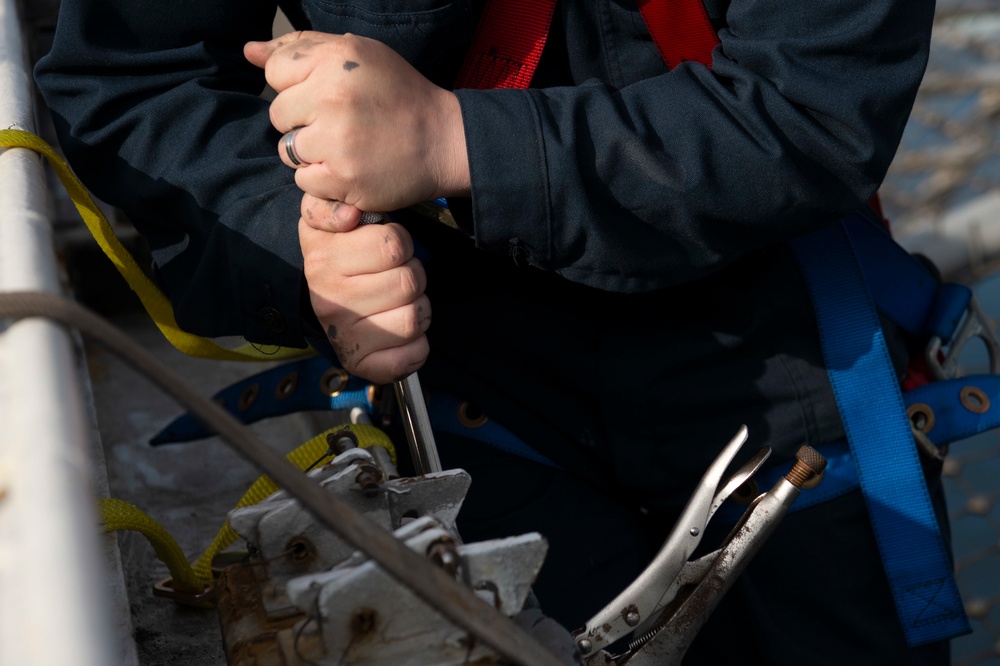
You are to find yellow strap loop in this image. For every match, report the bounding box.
[98,424,396,594]
[0,128,313,362]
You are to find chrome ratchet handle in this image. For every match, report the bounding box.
[395,372,442,474]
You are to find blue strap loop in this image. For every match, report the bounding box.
[790,212,971,645]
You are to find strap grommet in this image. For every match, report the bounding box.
[275,372,298,400]
[319,367,349,397]
[907,403,936,434]
[960,386,990,414]
[237,383,260,411]
[457,401,488,428]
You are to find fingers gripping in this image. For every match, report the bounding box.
[298,219,430,383]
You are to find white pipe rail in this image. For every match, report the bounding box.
[0,0,116,663]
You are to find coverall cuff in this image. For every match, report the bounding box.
[454,87,552,266]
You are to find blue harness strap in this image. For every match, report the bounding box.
[790,211,971,645]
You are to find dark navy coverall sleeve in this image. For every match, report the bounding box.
[35,0,934,341]
[457,0,934,291]
[35,0,307,345]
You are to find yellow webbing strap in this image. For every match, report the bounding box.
[0,128,312,362]
[99,498,207,593]
[99,424,396,594]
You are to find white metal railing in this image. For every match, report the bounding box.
[0,0,116,663]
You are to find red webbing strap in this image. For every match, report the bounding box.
[454,0,558,90]
[637,0,719,69]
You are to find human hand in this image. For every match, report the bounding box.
[299,193,431,384]
[245,31,470,212]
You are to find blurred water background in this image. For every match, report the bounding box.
[880,1,1000,663]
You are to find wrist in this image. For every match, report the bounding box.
[431,90,471,198]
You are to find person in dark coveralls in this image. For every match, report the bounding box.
[35,0,943,663]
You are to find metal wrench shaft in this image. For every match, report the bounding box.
[395,372,442,474]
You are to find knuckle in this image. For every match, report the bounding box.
[399,304,423,341]
[396,263,424,301]
[390,341,427,378]
[377,225,412,267]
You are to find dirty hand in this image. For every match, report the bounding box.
[245,31,470,212]
[298,193,431,384]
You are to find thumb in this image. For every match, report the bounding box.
[301,193,365,233]
[244,37,283,69]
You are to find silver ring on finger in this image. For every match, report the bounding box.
[284,127,309,167]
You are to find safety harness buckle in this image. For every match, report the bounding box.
[925,295,1000,380]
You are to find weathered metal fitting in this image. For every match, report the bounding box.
[354,463,383,498]
[369,445,399,480]
[427,537,461,577]
[327,427,359,455]
[784,445,827,489]
[285,536,316,565]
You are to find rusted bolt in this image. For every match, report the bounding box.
[285,537,316,564]
[427,538,461,577]
[327,428,359,455]
[784,445,828,489]
[625,611,640,627]
[355,463,382,498]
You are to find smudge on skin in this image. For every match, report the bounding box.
[344,61,360,71]
[327,324,355,364]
